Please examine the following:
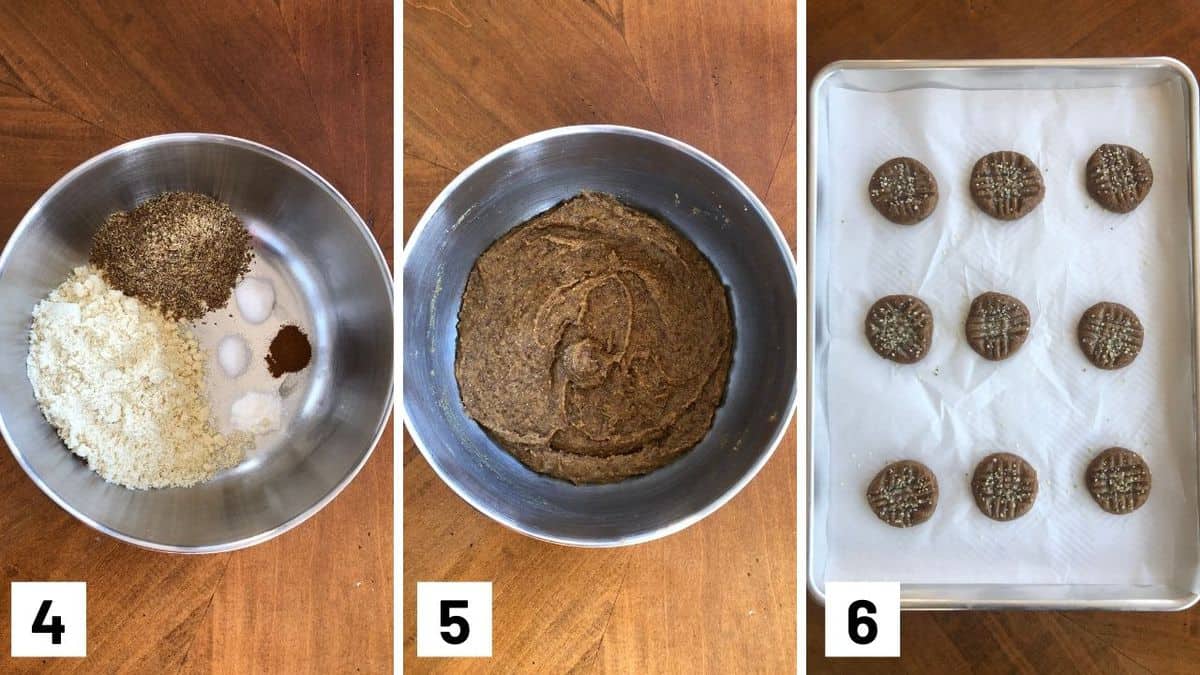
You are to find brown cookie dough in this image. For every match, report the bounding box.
[1078,301,1143,370]
[965,292,1031,361]
[1086,144,1153,213]
[867,460,938,528]
[1086,447,1151,515]
[454,192,732,484]
[971,452,1038,522]
[970,151,1045,220]
[865,294,933,364]
[868,157,939,225]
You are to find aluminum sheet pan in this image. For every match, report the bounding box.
[808,58,1200,611]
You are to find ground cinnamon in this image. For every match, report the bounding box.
[266,324,311,377]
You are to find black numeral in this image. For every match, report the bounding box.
[848,599,877,645]
[440,599,470,645]
[32,600,65,645]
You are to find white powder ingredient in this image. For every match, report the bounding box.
[191,256,289,439]
[27,266,246,489]
[217,334,250,377]
[234,276,275,324]
[230,391,282,434]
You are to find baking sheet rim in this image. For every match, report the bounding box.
[806,56,1200,611]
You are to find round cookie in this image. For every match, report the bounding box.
[965,291,1031,361]
[867,460,939,528]
[969,151,1045,220]
[1086,144,1153,213]
[865,294,933,364]
[971,452,1038,522]
[1078,301,1143,370]
[1086,447,1151,515]
[868,157,939,225]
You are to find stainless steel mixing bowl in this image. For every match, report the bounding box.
[404,125,797,546]
[0,133,393,552]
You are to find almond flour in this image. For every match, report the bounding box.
[27,266,248,489]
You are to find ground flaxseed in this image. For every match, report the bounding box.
[90,191,253,321]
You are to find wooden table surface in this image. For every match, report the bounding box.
[808,2,1200,673]
[402,1,796,672]
[0,2,392,673]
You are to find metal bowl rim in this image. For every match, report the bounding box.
[402,123,798,547]
[0,132,395,554]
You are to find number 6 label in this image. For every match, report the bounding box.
[416,582,492,658]
[825,582,900,657]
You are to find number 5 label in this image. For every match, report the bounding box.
[824,582,900,657]
[416,582,492,657]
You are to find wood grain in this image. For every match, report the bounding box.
[0,2,392,672]
[403,0,796,672]
[809,2,1200,673]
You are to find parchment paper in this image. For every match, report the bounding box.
[818,79,1200,586]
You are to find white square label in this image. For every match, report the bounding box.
[10,582,87,658]
[416,581,492,658]
[824,582,900,657]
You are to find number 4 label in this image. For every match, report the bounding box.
[416,582,492,658]
[10,582,86,658]
[825,582,900,657]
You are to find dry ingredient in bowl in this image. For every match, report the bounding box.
[27,266,248,489]
[231,390,282,434]
[217,334,251,377]
[90,191,253,321]
[234,276,275,324]
[266,324,312,377]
